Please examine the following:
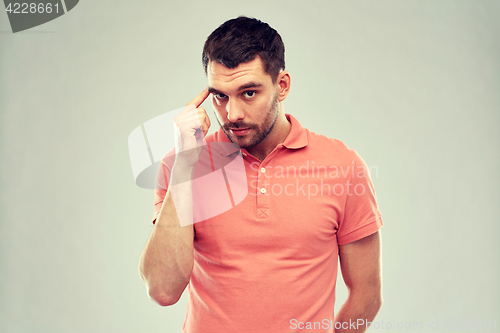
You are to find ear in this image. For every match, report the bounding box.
[276,70,291,102]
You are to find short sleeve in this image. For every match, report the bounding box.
[337,151,383,245]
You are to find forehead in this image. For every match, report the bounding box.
[207,57,272,90]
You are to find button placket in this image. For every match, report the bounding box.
[256,162,270,220]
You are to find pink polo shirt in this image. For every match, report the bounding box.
[152,114,383,332]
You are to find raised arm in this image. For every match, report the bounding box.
[334,230,383,332]
[138,89,210,306]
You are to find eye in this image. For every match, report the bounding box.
[214,93,227,99]
[243,91,256,98]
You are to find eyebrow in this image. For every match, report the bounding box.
[208,82,263,95]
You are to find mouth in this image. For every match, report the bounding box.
[229,128,251,136]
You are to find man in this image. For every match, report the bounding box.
[139,16,383,333]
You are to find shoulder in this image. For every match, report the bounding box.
[303,128,360,162]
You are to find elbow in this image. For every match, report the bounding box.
[148,292,180,306]
[348,286,383,314]
[138,257,191,307]
[368,287,383,315]
[148,288,182,307]
[373,293,383,312]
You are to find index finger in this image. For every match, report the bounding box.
[186,88,210,108]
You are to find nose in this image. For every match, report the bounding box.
[226,99,244,123]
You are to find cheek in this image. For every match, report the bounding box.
[261,89,277,107]
[256,94,275,112]
[213,95,228,108]
[212,98,227,119]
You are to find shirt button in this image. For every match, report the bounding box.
[260,168,266,173]
[260,188,266,194]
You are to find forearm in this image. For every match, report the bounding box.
[139,168,195,306]
[333,290,382,332]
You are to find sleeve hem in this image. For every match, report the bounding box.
[337,216,383,246]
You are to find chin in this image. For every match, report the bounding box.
[232,138,249,148]
[231,136,254,149]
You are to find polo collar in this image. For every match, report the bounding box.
[282,114,308,149]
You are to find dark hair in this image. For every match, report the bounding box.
[202,16,285,82]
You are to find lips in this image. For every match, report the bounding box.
[230,128,250,136]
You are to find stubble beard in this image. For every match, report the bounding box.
[218,93,280,149]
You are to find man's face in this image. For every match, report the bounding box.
[207,57,280,149]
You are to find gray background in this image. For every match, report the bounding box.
[1,0,499,332]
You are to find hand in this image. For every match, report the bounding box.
[173,88,211,168]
